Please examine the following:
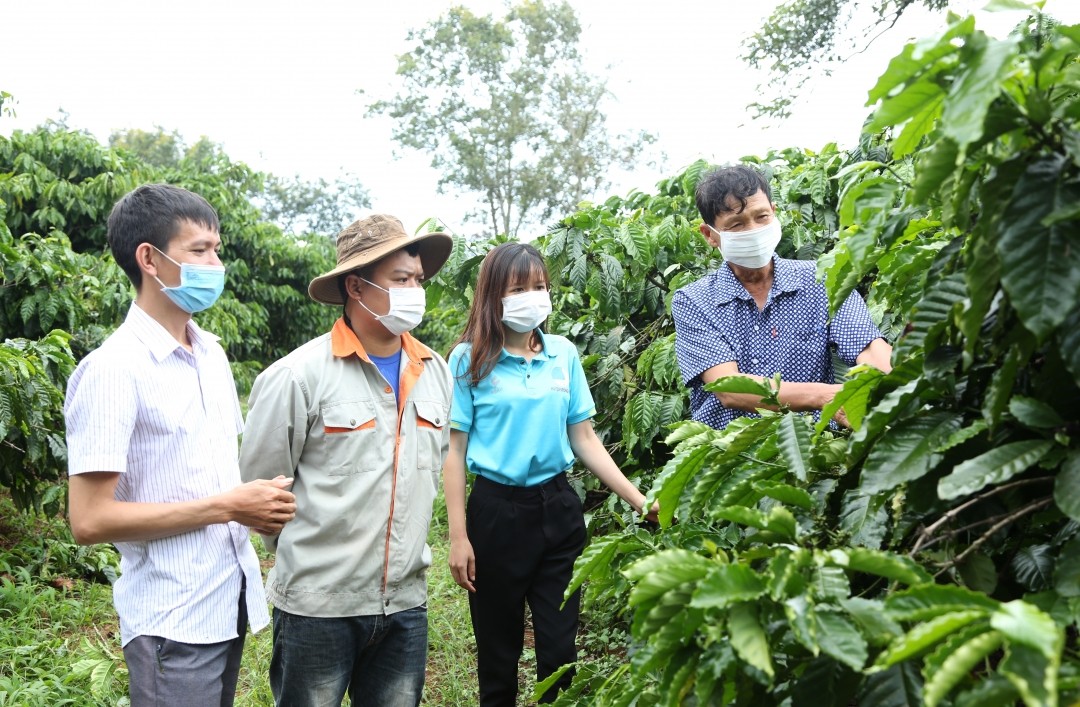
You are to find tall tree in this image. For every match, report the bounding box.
[369,0,654,238]
[742,0,949,120]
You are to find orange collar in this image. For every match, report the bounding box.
[329,317,432,364]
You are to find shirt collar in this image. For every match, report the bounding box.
[713,254,800,304]
[330,317,432,364]
[498,329,558,362]
[125,303,218,362]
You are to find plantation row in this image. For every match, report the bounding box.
[1,9,1079,706]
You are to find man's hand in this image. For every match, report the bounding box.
[449,536,477,593]
[225,476,296,535]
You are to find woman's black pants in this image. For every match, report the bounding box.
[466,472,587,707]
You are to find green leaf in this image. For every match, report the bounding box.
[814,609,869,670]
[839,490,888,549]
[791,657,860,707]
[1008,396,1065,429]
[998,155,1080,341]
[1011,545,1055,591]
[922,628,1004,707]
[857,662,923,707]
[957,553,998,595]
[728,602,774,679]
[1055,536,1080,597]
[875,611,988,668]
[842,597,902,646]
[982,344,1024,427]
[651,444,717,528]
[941,33,1019,152]
[827,548,932,585]
[1000,643,1057,707]
[704,375,773,398]
[990,600,1062,658]
[860,412,963,494]
[566,533,632,602]
[1053,450,1080,522]
[689,563,767,609]
[817,366,885,436]
[953,677,1020,707]
[1059,307,1080,388]
[754,481,813,510]
[885,584,999,622]
[776,413,812,482]
[810,565,851,601]
[938,439,1054,500]
[624,549,715,607]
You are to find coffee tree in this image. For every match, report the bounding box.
[549,10,1080,706]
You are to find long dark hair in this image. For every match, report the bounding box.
[452,243,550,386]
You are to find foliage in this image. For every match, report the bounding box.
[369,0,654,238]
[561,8,1080,705]
[0,333,76,515]
[742,0,950,120]
[0,123,338,509]
[110,126,371,237]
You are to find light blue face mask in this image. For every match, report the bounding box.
[152,247,226,313]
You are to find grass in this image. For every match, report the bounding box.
[0,488,627,705]
[0,492,489,706]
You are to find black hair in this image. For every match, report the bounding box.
[695,165,773,227]
[106,183,219,289]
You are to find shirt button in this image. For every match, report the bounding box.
[754,325,760,331]
[385,386,392,393]
[751,358,759,365]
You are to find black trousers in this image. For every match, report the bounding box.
[467,472,587,707]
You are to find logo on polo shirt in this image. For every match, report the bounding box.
[551,366,569,393]
[487,375,502,393]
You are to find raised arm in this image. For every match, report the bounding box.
[567,419,657,521]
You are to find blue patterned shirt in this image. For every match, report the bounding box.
[672,255,882,429]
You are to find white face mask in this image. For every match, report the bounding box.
[707,219,781,270]
[357,279,426,335]
[501,290,552,333]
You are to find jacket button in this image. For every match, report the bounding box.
[435,418,441,425]
[349,419,356,426]
[385,386,392,393]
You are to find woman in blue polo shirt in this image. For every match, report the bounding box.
[443,242,657,706]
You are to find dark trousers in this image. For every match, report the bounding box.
[467,472,587,707]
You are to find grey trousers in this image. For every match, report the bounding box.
[122,584,248,707]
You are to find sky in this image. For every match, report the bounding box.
[4,0,1079,238]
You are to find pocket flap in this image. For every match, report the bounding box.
[322,401,376,432]
[414,400,447,429]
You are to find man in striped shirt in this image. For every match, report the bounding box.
[64,184,297,707]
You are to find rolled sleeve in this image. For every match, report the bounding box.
[831,290,884,364]
[673,288,737,385]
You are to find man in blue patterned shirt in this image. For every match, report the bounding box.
[672,165,893,430]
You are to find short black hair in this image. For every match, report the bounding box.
[335,242,423,305]
[695,166,772,227]
[106,183,219,289]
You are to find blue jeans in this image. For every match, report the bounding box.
[270,606,427,707]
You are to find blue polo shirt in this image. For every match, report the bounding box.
[448,332,596,487]
[672,254,882,430]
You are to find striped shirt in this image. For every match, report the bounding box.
[64,303,270,646]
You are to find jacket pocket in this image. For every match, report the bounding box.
[321,401,381,474]
[413,399,448,471]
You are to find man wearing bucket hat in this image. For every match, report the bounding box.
[239,214,453,707]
